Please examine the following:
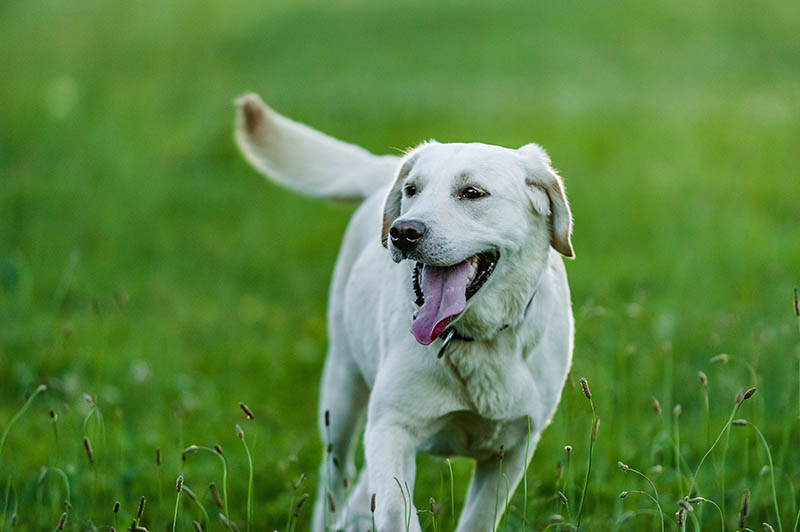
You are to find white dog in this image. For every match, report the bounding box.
[235,94,574,532]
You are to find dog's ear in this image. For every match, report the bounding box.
[518,143,575,258]
[381,146,425,247]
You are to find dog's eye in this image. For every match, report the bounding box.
[404,184,417,197]
[460,186,488,200]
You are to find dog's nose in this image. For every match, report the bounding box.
[389,219,427,252]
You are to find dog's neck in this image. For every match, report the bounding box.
[438,287,538,358]
[440,253,559,420]
[441,282,554,419]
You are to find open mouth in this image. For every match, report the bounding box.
[410,251,499,345]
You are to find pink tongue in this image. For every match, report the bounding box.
[410,260,471,345]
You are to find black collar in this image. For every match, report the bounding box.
[436,289,537,359]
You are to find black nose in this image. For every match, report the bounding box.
[389,219,427,252]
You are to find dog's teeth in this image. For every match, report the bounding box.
[468,260,477,281]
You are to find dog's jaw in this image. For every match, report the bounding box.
[409,251,499,344]
[449,235,551,342]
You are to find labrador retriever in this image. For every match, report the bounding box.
[234,93,575,532]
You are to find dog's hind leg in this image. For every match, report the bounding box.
[311,350,369,531]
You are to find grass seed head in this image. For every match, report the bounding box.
[182,445,199,461]
[10,513,17,528]
[688,497,706,504]
[679,500,693,512]
[673,404,682,417]
[219,513,240,532]
[558,491,568,505]
[155,448,161,466]
[592,417,600,442]
[564,445,573,454]
[698,371,708,386]
[794,287,799,317]
[429,497,437,515]
[736,390,744,404]
[618,461,629,472]
[651,397,662,415]
[324,409,330,427]
[192,520,203,532]
[58,512,67,530]
[209,483,224,509]
[619,491,628,499]
[764,522,776,532]
[739,489,750,528]
[293,473,306,491]
[580,377,592,399]
[50,410,58,422]
[327,491,336,513]
[183,485,197,501]
[499,444,505,460]
[239,402,254,420]
[83,436,94,464]
[137,496,146,518]
[293,493,310,517]
[371,493,376,513]
[710,353,730,364]
[214,444,224,456]
[235,423,244,439]
[732,419,748,426]
[176,475,184,492]
[743,387,757,401]
[114,502,120,513]
[760,465,770,476]
[676,508,685,527]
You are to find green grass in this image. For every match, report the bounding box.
[1,0,799,530]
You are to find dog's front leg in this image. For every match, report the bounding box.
[456,434,540,532]
[363,418,423,532]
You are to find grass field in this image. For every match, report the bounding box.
[1,0,799,530]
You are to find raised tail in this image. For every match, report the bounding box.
[234,93,401,201]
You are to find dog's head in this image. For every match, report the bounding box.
[381,141,574,344]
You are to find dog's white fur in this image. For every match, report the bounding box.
[235,94,574,532]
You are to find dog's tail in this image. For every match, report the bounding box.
[234,93,401,201]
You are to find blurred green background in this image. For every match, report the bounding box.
[1,0,799,530]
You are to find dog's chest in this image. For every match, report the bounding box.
[420,410,528,461]
[442,338,537,420]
